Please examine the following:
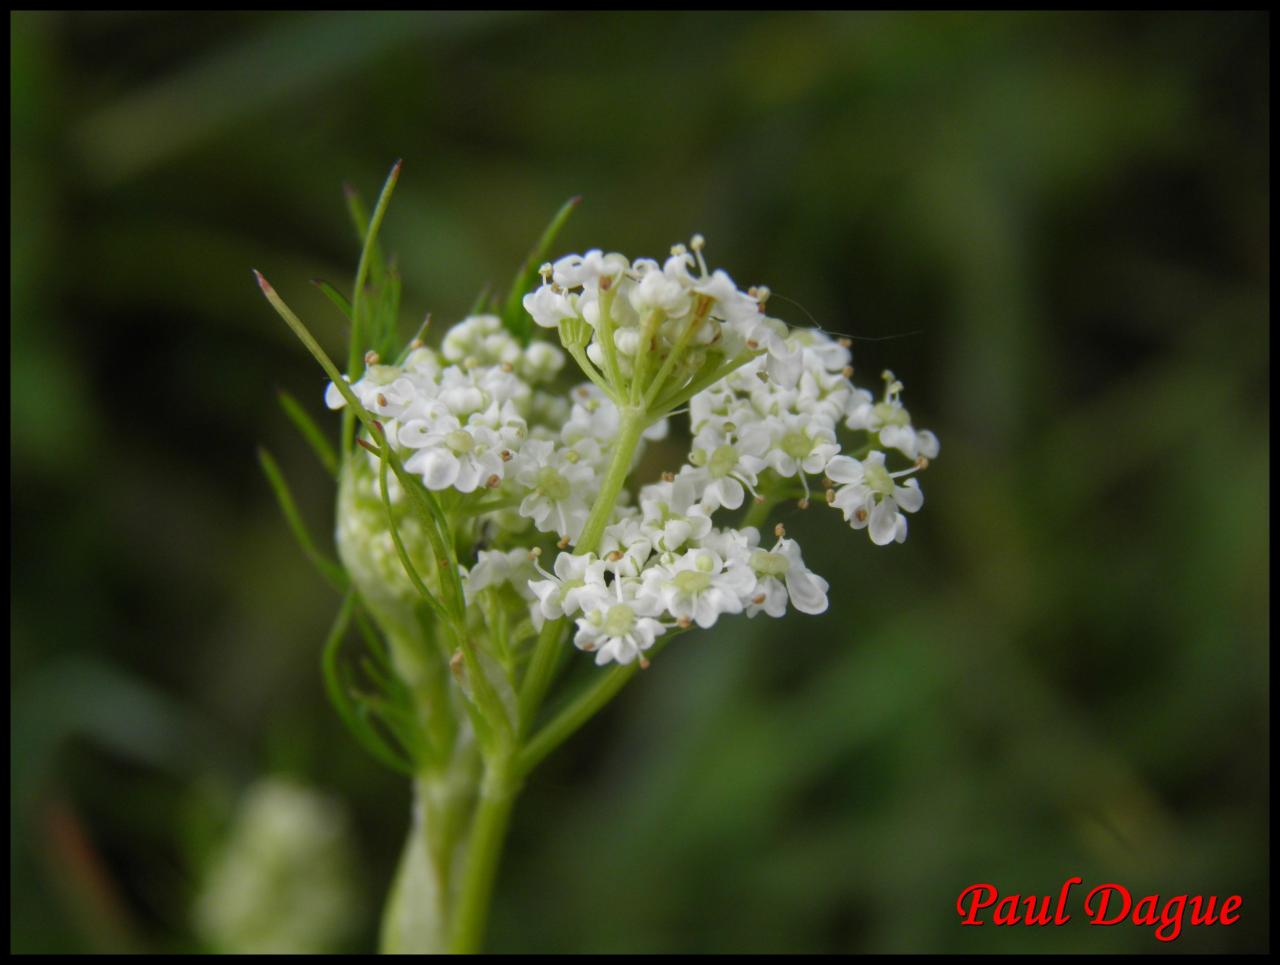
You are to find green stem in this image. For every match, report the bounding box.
[516,631,675,778]
[447,763,520,953]
[652,350,760,415]
[575,406,647,554]
[628,309,663,405]
[517,617,567,736]
[379,757,480,954]
[594,284,624,393]
[742,494,778,531]
[642,295,711,409]
[564,342,616,401]
[517,407,648,733]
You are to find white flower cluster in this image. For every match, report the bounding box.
[326,314,666,542]
[522,236,803,387]
[691,349,938,547]
[328,237,938,668]
[524,517,829,667]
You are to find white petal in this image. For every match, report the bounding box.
[868,499,899,546]
[412,450,461,490]
[786,569,830,615]
[398,420,436,448]
[916,430,940,459]
[825,455,863,485]
[324,380,348,410]
[894,480,924,513]
[453,459,482,493]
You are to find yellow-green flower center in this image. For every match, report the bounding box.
[708,444,738,479]
[873,401,911,428]
[673,570,712,595]
[445,430,475,454]
[750,549,789,578]
[863,462,895,496]
[537,467,571,501]
[603,604,636,637]
[780,430,812,461]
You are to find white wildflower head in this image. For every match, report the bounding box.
[324,234,937,671]
[260,189,948,957]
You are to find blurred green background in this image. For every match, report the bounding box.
[10,10,1269,954]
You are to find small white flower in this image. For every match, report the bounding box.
[572,576,666,667]
[598,516,654,578]
[441,314,522,369]
[846,370,939,460]
[826,451,924,545]
[399,413,506,493]
[514,439,595,540]
[680,428,764,512]
[736,314,802,387]
[463,548,539,604]
[639,476,714,552]
[529,552,608,622]
[520,340,566,383]
[745,535,829,617]
[522,284,579,329]
[650,547,755,629]
[552,249,629,290]
[738,410,839,480]
[628,258,693,318]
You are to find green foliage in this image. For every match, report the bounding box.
[276,390,339,477]
[256,447,346,589]
[319,595,430,776]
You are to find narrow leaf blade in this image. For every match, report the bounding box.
[277,389,339,477]
[500,195,581,344]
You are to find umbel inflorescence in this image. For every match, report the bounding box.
[256,175,938,953]
[325,235,938,669]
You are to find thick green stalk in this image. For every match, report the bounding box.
[446,763,520,953]
[379,757,481,954]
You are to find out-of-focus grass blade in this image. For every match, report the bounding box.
[72,12,526,186]
[276,389,339,477]
[310,278,353,323]
[257,446,347,588]
[470,283,492,318]
[500,195,580,344]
